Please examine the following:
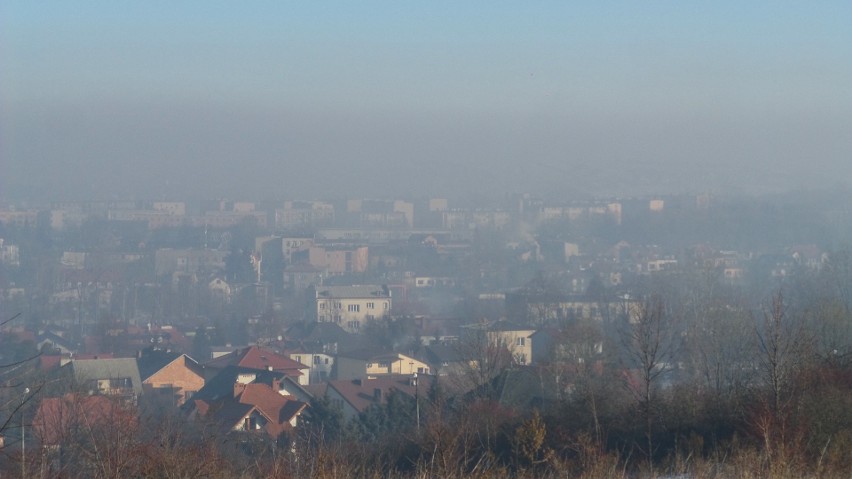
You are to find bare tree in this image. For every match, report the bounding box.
[446,321,516,398]
[752,289,812,467]
[621,295,679,471]
[0,313,43,477]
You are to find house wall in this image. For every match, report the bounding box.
[325,385,360,420]
[366,356,429,376]
[489,330,536,365]
[316,296,391,332]
[337,355,430,379]
[290,353,334,384]
[143,357,205,406]
[335,357,368,380]
[308,246,369,274]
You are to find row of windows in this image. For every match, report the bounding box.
[294,355,331,365]
[319,301,388,310]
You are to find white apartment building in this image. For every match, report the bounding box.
[312,285,391,333]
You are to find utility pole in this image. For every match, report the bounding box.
[413,372,420,432]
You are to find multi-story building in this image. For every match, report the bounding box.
[310,285,392,332]
[306,244,368,275]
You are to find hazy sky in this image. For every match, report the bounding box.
[2,2,851,202]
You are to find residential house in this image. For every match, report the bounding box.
[137,348,205,406]
[289,347,335,385]
[203,345,309,385]
[460,320,537,366]
[419,343,475,377]
[319,374,433,421]
[335,349,430,380]
[36,331,77,355]
[185,366,310,440]
[310,284,392,333]
[62,357,143,403]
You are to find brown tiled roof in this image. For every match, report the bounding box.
[194,381,308,440]
[327,375,432,414]
[239,384,288,421]
[205,346,307,377]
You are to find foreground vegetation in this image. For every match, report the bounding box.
[3,256,852,478]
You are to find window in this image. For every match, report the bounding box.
[319,302,326,310]
[313,355,321,365]
[348,304,360,313]
[295,355,302,364]
[334,302,342,309]
[334,315,342,323]
[516,337,526,346]
[383,302,389,310]
[347,320,360,330]
[366,302,375,309]
[324,358,330,365]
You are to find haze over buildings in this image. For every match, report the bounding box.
[2,2,852,201]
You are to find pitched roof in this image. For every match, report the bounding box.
[136,348,182,381]
[195,380,308,439]
[239,383,300,425]
[67,357,143,395]
[421,343,469,364]
[190,365,285,404]
[337,348,399,362]
[326,374,433,415]
[204,346,307,377]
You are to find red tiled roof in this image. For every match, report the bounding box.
[239,383,289,421]
[205,346,307,377]
[327,375,431,414]
[237,383,306,436]
[200,382,308,439]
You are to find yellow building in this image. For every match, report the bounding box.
[335,350,429,380]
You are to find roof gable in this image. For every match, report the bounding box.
[205,346,307,376]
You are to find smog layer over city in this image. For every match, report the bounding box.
[1,2,851,478]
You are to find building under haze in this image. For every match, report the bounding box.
[310,284,392,333]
